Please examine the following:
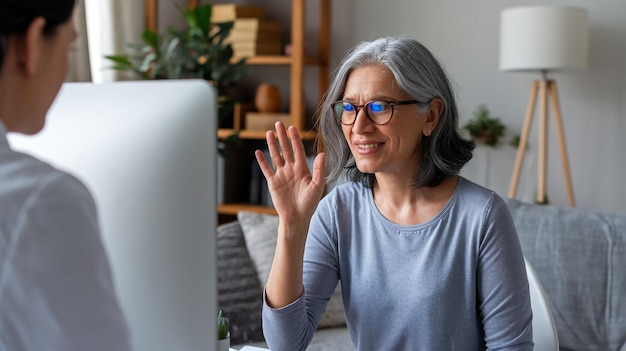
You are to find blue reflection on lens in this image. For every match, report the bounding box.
[369,102,385,112]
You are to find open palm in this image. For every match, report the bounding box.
[255,122,326,224]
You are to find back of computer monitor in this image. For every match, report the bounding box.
[8,80,218,351]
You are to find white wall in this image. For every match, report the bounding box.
[351,0,626,213]
[155,0,625,212]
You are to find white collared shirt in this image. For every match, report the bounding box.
[0,122,132,351]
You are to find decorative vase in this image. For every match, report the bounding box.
[217,332,230,351]
[254,83,281,113]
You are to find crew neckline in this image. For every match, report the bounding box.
[366,177,465,231]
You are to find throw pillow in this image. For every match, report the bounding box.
[216,221,265,344]
[238,211,346,329]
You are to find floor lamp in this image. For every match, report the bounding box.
[499,6,589,207]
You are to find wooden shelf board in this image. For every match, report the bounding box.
[218,128,317,140]
[238,55,320,66]
[218,203,277,216]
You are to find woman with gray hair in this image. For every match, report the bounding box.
[256,36,532,350]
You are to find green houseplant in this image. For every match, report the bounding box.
[217,309,230,350]
[105,4,247,125]
[105,29,182,80]
[464,104,506,147]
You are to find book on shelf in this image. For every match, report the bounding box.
[249,150,274,207]
[245,112,290,130]
[225,31,282,45]
[211,4,266,22]
[231,18,282,34]
[232,41,284,58]
[248,156,262,205]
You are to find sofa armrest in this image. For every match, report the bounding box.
[506,198,626,351]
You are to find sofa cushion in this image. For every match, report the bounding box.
[217,221,265,344]
[505,198,626,351]
[238,211,347,329]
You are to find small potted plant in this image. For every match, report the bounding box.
[464,104,506,147]
[217,310,230,351]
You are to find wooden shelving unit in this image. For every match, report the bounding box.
[218,0,330,219]
[218,203,278,216]
[243,56,322,66]
[217,128,317,140]
[145,0,330,220]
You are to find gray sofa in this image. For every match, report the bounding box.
[218,198,626,351]
[506,198,626,351]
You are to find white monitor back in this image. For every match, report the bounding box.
[8,80,218,351]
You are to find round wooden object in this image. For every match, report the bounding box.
[254,84,281,113]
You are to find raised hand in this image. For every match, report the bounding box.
[255,122,326,225]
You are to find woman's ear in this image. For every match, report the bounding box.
[17,17,47,76]
[423,98,443,136]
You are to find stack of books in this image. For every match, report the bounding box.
[212,4,283,59]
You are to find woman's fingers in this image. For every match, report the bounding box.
[265,122,307,169]
[257,122,315,181]
[276,122,294,164]
[255,149,275,179]
[266,129,284,168]
[288,125,308,165]
[311,152,326,187]
[255,123,325,221]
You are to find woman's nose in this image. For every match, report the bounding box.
[351,107,374,133]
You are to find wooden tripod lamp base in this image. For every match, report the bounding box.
[508,79,576,207]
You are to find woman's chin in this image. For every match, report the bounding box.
[355,163,378,175]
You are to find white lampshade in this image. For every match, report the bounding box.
[499,6,589,72]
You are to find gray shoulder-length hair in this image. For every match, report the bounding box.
[316,36,474,188]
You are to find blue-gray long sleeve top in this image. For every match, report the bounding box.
[263,177,533,351]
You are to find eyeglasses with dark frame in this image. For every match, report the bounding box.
[331,100,425,126]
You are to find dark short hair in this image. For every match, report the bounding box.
[316,36,475,188]
[0,0,76,71]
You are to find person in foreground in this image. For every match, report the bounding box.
[0,1,132,350]
[255,36,533,350]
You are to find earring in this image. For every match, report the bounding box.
[425,129,431,136]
